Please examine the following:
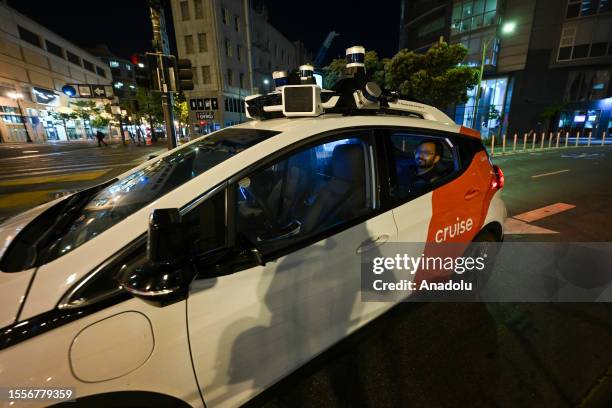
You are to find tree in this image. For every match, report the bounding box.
[48,110,76,139]
[70,100,97,138]
[134,87,163,127]
[321,42,479,110]
[385,42,478,109]
[173,96,189,138]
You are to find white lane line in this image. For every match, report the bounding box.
[0,166,114,180]
[531,169,570,178]
[504,218,559,235]
[512,202,576,223]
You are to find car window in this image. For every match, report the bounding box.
[37,128,278,265]
[388,132,459,201]
[235,133,375,254]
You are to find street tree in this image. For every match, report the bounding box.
[134,87,163,127]
[322,42,479,110]
[48,110,76,139]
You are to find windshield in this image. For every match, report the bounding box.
[37,128,279,264]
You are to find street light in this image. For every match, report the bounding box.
[7,92,33,143]
[471,20,516,129]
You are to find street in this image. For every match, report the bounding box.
[1,143,611,407]
[0,141,166,223]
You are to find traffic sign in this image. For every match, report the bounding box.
[62,84,114,99]
[197,111,214,120]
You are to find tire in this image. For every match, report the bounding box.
[459,230,501,290]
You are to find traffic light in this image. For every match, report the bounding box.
[176,59,194,91]
[132,54,152,89]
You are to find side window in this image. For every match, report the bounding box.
[388,132,459,201]
[236,134,375,253]
[182,188,227,255]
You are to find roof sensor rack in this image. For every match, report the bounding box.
[244,45,453,125]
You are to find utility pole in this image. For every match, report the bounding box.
[149,1,177,150]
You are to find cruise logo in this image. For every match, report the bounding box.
[435,217,474,243]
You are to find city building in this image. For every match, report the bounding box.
[0,3,112,142]
[398,0,451,53]
[89,44,138,101]
[399,0,611,140]
[170,0,310,133]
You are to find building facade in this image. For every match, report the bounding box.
[0,3,112,143]
[170,0,307,134]
[399,0,611,140]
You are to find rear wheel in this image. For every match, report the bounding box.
[459,229,500,289]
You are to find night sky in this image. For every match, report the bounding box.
[7,0,402,64]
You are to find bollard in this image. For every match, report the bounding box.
[603,131,607,146]
[548,132,553,149]
[491,135,495,156]
[523,133,528,151]
[575,131,580,147]
[565,131,569,147]
[513,133,518,152]
[502,134,507,154]
[588,131,592,147]
[540,132,545,149]
[556,131,560,148]
[532,133,536,150]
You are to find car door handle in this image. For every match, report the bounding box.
[356,234,390,254]
[464,188,480,200]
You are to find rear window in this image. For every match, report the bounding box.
[1,128,278,270]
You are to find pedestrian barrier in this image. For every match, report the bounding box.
[487,130,611,156]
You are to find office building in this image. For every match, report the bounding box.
[0,3,112,142]
[170,0,308,133]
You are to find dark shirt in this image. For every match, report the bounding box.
[395,163,443,199]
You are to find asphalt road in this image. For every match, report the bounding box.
[1,142,611,407]
[0,141,166,222]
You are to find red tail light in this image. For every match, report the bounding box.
[491,165,504,190]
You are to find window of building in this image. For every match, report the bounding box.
[227,68,233,86]
[66,51,81,66]
[565,70,610,101]
[185,35,194,54]
[192,67,199,85]
[194,0,204,19]
[566,0,610,18]
[417,16,445,38]
[180,1,190,21]
[451,0,497,34]
[558,46,573,60]
[239,72,245,88]
[237,44,242,61]
[225,38,232,57]
[572,44,590,58]
[45,40,63,58]
[83,59,95,72]
[109,60,120,67]
[96,66,107,78]
[18,26,41,48]
[235,15,240,32]
[590,41,608,57]
[222,8,228,24]
[202,65,211,84]
[198,33,208,52]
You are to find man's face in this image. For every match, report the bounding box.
[415,142,440,171]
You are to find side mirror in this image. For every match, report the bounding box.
[116,208,195,306]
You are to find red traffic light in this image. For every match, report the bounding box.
[199,120,207,126]
[131,54,139,65]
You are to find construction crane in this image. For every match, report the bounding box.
[313,31,340,68]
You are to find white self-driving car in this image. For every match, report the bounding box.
[0,69,506,407]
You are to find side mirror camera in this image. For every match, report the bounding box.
[117,208,195,306]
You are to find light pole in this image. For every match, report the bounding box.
[7,92,32,142]
[471,21,516,129]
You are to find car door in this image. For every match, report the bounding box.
[185,129,397,407]
[385,129,489,284]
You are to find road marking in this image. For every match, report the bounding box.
[0,169,109,187]
[504,218,559,234]
[0,190,53,208]
[531,169,570,178]
[512,203,576,223]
